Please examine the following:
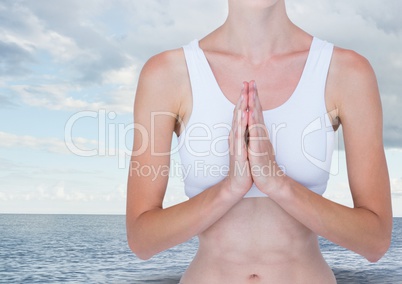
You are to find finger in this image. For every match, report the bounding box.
[251,80,262,114]
[248,80,261,137]
[240,83,249,134]
[249,80,263,122]
[247,80,261,127]
[239,82,250,152]
[239,81,248,107]
[230,82,248,158]
[238,83,250,148]
[232,82,248,126]
[234,108,246,159]
[234,82,248,135]
[248,80,256,114]
[247,81,270,157]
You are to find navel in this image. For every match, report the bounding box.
[249,273,260,280]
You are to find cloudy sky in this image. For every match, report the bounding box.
[0,0,401,216]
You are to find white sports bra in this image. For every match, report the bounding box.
[177,37,335,198]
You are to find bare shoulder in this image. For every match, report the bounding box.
[136,48,189,113]
[327,46,380,119]
[140,48,188,84]
[330,47,378,95]
[335,46,376,75]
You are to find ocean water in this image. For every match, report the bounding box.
[0,215,401,284]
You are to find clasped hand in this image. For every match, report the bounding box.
[227,81,285,197]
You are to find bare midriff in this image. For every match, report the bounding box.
[180,198,336,284]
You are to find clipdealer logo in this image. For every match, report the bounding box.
[64,110,339,174]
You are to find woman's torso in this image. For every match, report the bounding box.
[181,198,336,283]
[175,34,338,283]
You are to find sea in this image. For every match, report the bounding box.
[0,215,401,284]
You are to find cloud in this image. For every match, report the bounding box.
[0,2,85,67]
[287,0,402,149]
[0,157,19,171]
[115,0,227,61]
[0,40,34,76]
[0,0,225,115]
[0,92,16,108]
[0,131,98,155]
[0,1,145,114]
[34,181,125,202]
[0,0,400,156]
[0,131,132,162]
[354,0,402,35]
[11,84,104,111]
[391,178,402,198]
[0,181,126,203]
[381,95,402,149]
[0,0,401,148]
[9,78,135,114]
[3,0,136,84]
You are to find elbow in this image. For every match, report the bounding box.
[127,233,155,261]
[126,211,157,260]
[127,237,154,260]
[366,249,387,263]
[365,235,392,263]
[363,210,393,263]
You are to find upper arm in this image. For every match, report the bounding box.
[328,48,392,220]
[127,49,188,222]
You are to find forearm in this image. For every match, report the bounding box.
[269,177,392,262]
[127,179,240,260]
[128,81,252,260]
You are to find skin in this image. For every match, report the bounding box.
[126,0,393,283]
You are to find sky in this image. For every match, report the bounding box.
[0,0,401,216]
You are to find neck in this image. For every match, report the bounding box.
[217,0,300,63]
